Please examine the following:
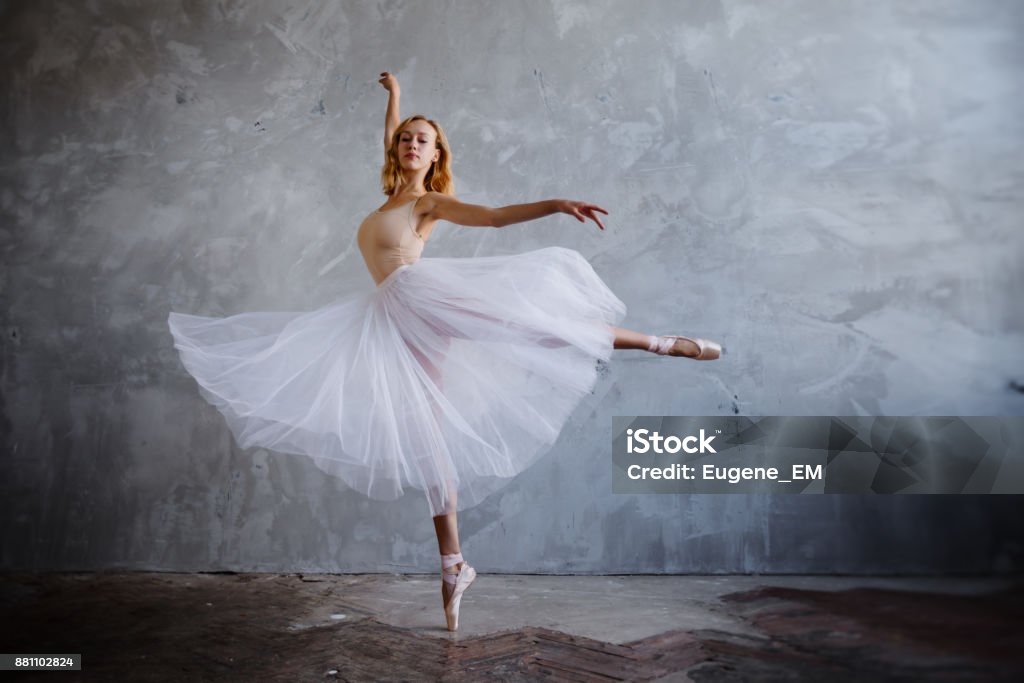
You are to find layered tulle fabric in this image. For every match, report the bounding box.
[167,246,626,514]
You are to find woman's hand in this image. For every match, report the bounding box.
[378,71,400,94]
[557,200,609,231]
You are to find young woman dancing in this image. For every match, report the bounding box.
[167,71,721,632]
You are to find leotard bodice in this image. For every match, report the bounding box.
[356,199,426,285]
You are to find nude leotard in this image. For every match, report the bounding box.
[356,198,426,285]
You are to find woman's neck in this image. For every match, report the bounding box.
[392,178,427,198]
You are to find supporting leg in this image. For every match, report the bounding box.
[433,491,463,611]
[435,499,476,632]
[408,336,470,622]
[433,507,460,556]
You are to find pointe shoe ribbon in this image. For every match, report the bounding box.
[441,552,476,632]
[649,335,723,360]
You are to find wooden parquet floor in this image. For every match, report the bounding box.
[1,572,1021,681]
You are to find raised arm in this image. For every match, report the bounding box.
[378,71,401,154]
[426,193,609,231]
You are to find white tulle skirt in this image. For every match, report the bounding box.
[167,246,627,515]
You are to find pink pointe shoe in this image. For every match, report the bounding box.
[649,334,723,360]
[441,551,476,632]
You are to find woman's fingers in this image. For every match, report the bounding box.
[576,209,603,230]
[578,203,607,230]
[562,200,609,230]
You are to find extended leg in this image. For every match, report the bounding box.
[611,325,656,351]
[436,314,717,357]
[610,325,723,360]
[426,304,573,348]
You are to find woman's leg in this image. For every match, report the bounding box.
[611,325,654,350]
[406,335,469,612]
[432,502,460,556]
[611,325,703,356]
[433,504,463,608]
[432,299,713,356]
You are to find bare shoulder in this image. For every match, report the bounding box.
[420,190,457,218]
[421,189,454,208]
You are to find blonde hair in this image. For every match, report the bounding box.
[380,115,455,196]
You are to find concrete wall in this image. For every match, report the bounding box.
[2,0,1022,574]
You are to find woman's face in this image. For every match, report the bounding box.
[396,121,440,171]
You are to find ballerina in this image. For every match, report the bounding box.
[167,70,722,633]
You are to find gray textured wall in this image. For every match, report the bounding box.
[2,0,1023,574]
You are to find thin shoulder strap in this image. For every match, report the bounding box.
[407,196,423,239]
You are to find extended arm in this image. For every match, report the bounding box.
[427,193,608,230]
[379,71,401,153]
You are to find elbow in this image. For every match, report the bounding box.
[490,209,504,229]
